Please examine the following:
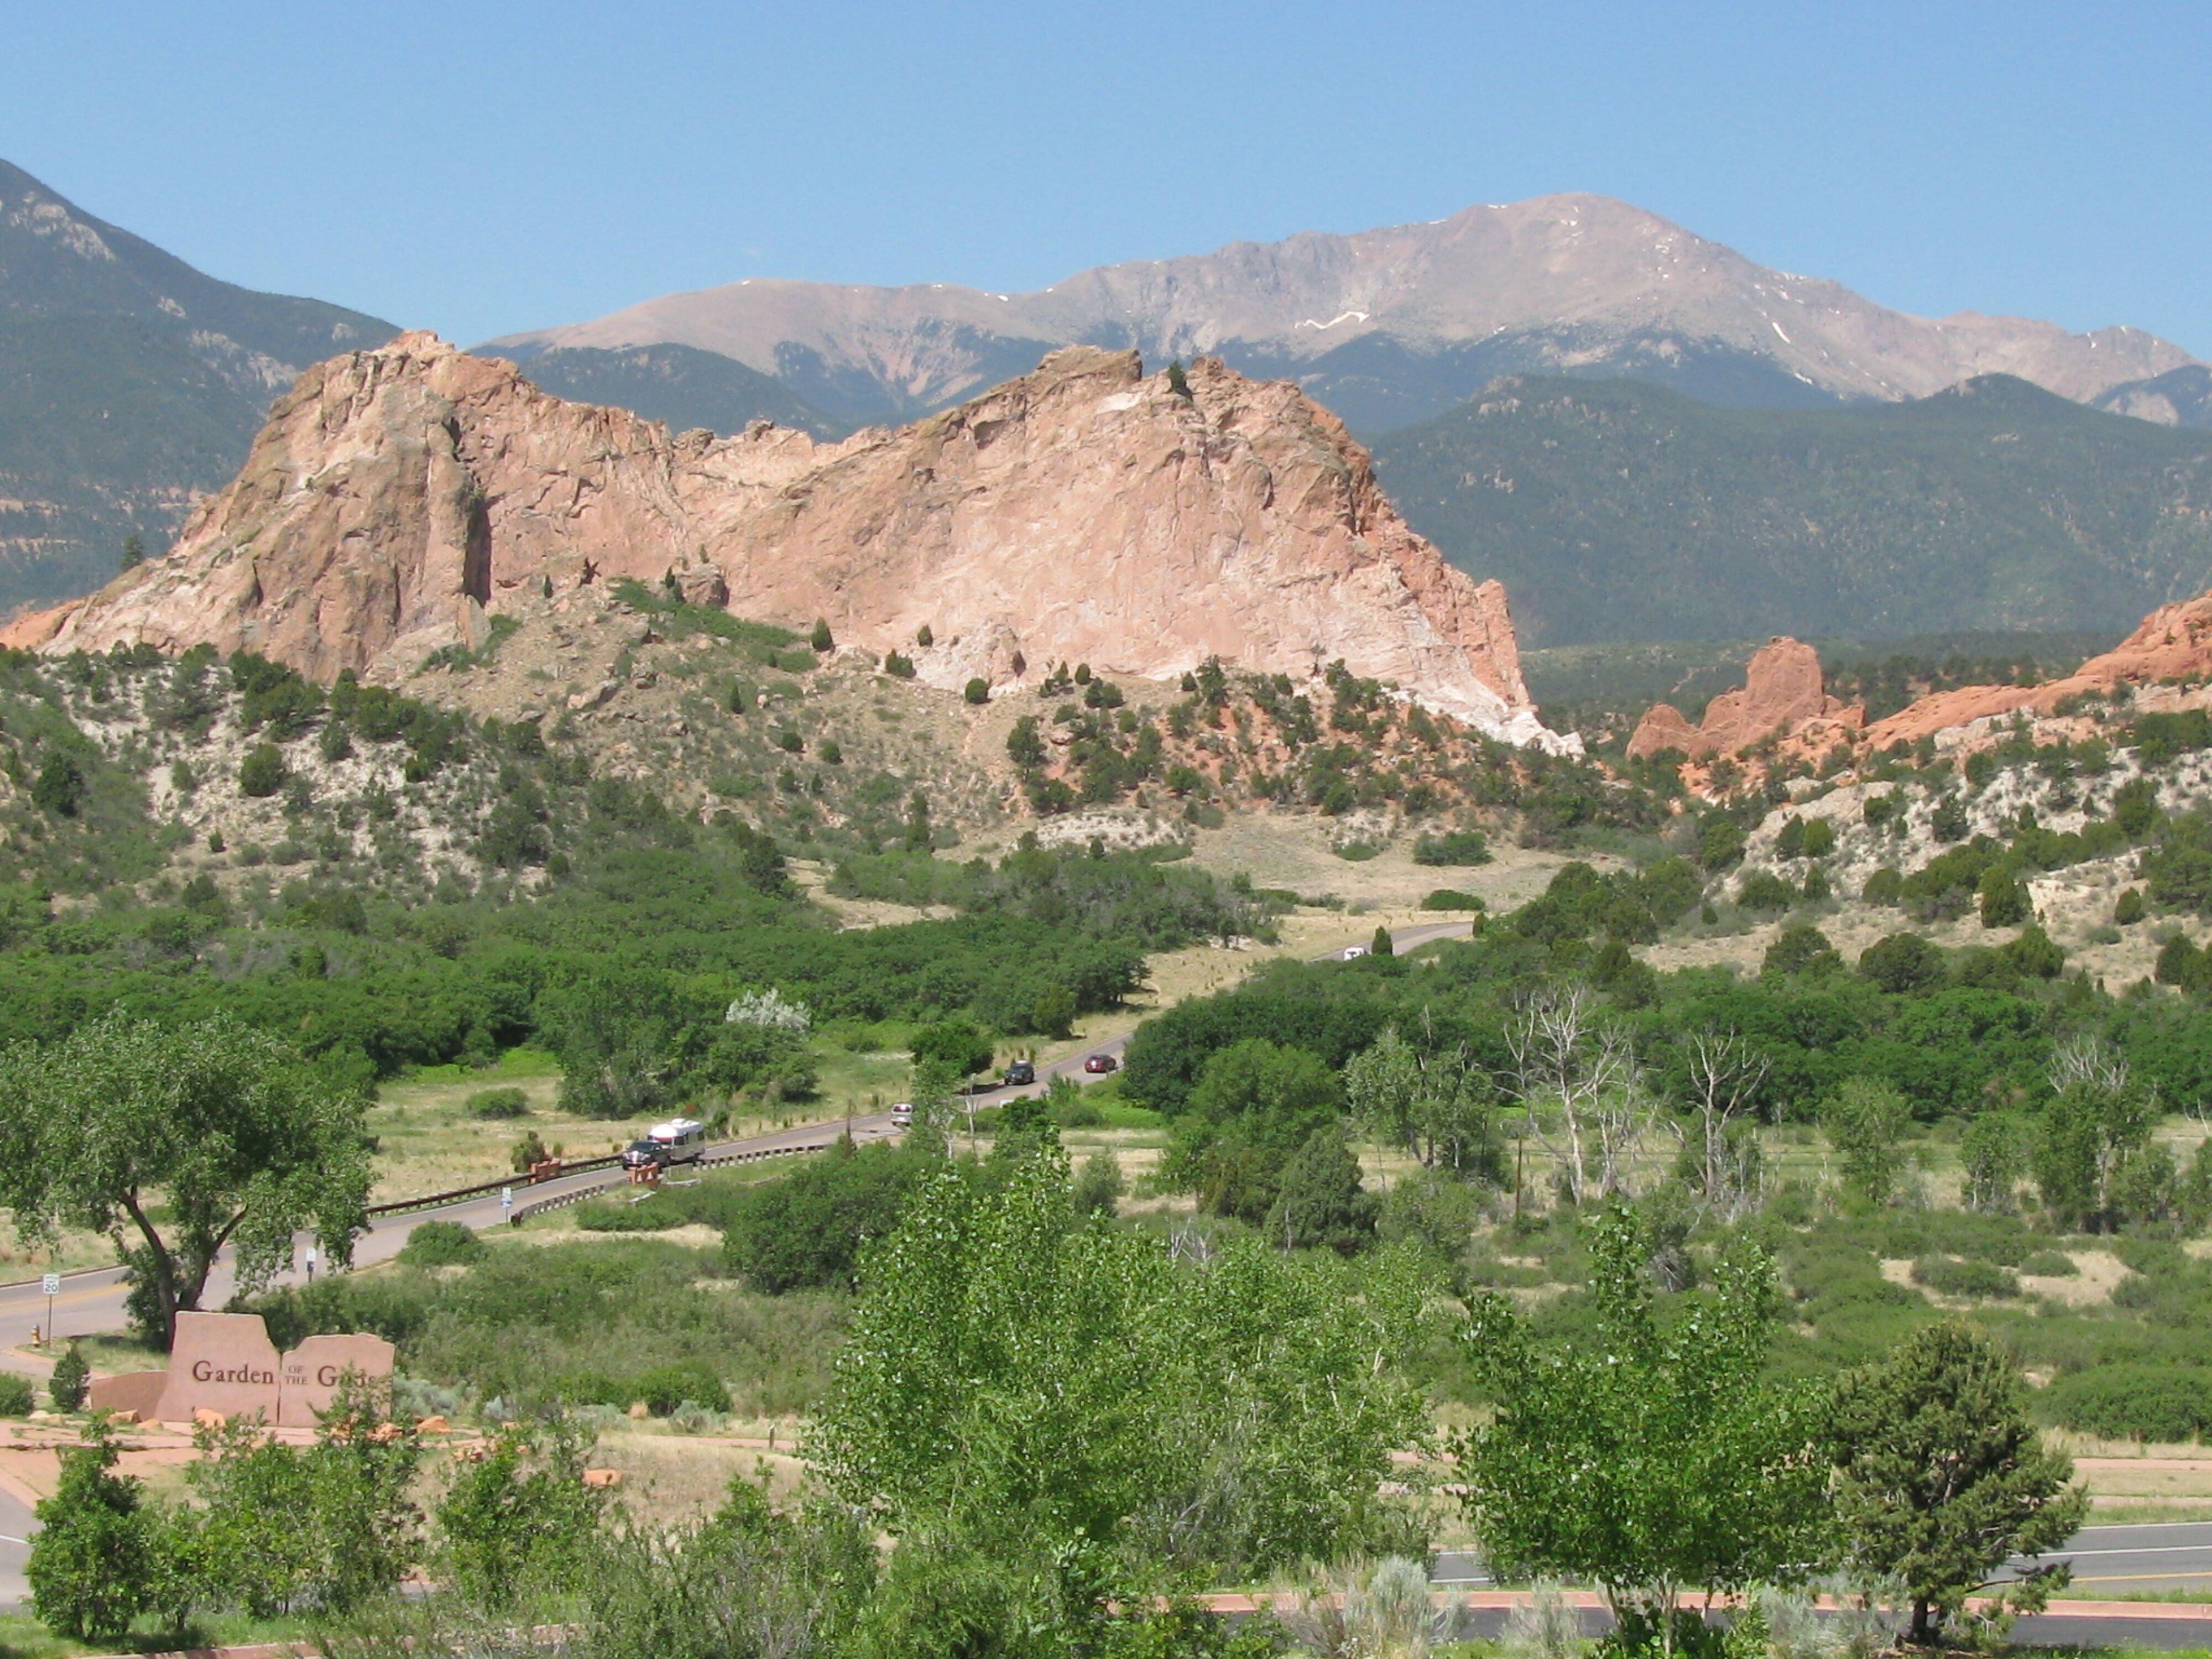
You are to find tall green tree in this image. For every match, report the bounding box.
[1823,1077,1911,1207]
[813,1148,1432,1587]
[1457,1206,1831,1657]
[0,1014,372,1349]
[1265,1127,1380,1255]
[2033,1038,2156,1231]
[1828,1319,2086,1645]
[1343,1021,1500,1179]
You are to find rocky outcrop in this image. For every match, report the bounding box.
[1626,637,1863,760]
[1859,591,2212,750]
[11,333,1570,750]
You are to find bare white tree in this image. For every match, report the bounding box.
[2047,1033,2129,1097]
[1672,1027,1770,1222]
[1508,983,1652,1204]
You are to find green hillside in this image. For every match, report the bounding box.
[1372,373,2212,645]
[0,156,397,611]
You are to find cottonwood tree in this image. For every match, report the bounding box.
[1829,1319,2086,1645]
[1343,1015,1501,1180]
[1823,1077,1912,1207]
[1672,1027,1769,1221]
[813,1147,1431,1588]
[2034,1035,2156,1230]
[0,1014,371,1349]
[1457,1206,1830,1657]
[1508,983,1651,1204]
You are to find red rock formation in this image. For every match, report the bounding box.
[1626,637,1863,760]
[13,333,1569,750]
[1859,589,2212,749]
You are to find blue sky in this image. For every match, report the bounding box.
[5,1,2208,355]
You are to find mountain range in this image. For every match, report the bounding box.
[0,158,398,607]
[1374,373,2212,646]
[485,192,2200,435]
[6,158,2209,654]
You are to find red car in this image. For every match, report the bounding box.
[1082,1053,1119,1074]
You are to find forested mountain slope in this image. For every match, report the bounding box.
[0,157,397,612]
[1372,374,2212,646]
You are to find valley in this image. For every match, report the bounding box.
[6,101,2212,1658]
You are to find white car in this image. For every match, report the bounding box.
[889,1103,915,1129]
[1340,946,1368,961]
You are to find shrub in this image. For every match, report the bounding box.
[467,1086,530,1119]
[964,677,991,705]
[1763,924,1840,979]
[1052,1096,1105,1129]
[1863,868,1904,905]
[1072,1150,1124,1217]
[48,1343,89,1411]
[25,1427,167,1640]
[637,1358,732,1416]
[1801,817,1837,858]
[238,743,288,797]
[2041,1365,2212,1442]
[1412,830,1492,867]
[810,618,833,653]
[2116,888,2146,925]
[1421,889,1485,911]
[723,1141,933,1293]
[1736,872,1797,912]
[883,651,916,679]
[1978,867,2031,927]
[435,1420,603,1608]
[1910,1256,2019,1299]
[0,1370,34,1415]
[916,623,933,648]
[398,1220,488,1268]
[1860,931,1944,993]
[2019,1250,2078,1277]
[32,755,86,817]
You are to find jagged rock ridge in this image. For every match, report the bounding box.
[3,333,1570,752]
[1626,637,1863,760]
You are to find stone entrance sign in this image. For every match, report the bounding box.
[87,1311,395,1427]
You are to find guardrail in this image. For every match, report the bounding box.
[505,1132,852,1225]
[363,1155,625,1220]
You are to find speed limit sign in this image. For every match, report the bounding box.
[41,1273,59,1297]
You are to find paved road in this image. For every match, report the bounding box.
[0,914,1479,1613]
[0,1484,30,1613]
[0,1112,902,1365]
[0,916,1478,1350]
[1434,1525,2212,1646]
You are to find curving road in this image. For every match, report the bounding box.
[0,916,1479,1610]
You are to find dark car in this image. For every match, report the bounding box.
[1082,1053,1119,1074]
[1002,1061,1036,1088]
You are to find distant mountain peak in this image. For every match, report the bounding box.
[484,194,2199,436]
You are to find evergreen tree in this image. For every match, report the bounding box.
[119,533,145,572]
[1829,1319,2086,1644]
[1265,1128,1379,1254]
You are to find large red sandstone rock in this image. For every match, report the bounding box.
[1859,589,2212,749]
[1626,637,1862,760]
[9,334,1569,750]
